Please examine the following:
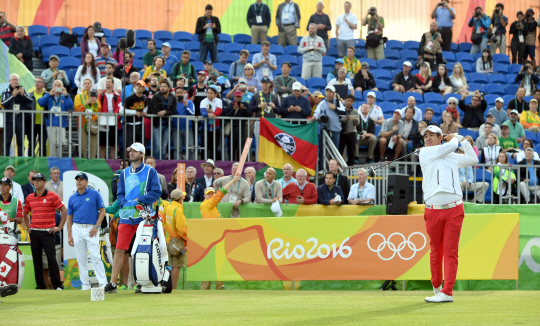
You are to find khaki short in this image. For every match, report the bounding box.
[169,252,186,268]
[42,244,62,270]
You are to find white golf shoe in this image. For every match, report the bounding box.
[425,292,453,303]
[433,284,442,295]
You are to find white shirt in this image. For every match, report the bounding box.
[419,138,478,204]
[328,78,354,92]
[336,13,358,40]
[399,106,423,122]
[74,65,98,93]
[87,39,99,58]
[367,104,383,121]
[204,175,212,188]
[347,181,375,202]
[11,181,25,205]
[96,76,123,93]
[515,150,540,162]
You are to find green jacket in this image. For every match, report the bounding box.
[493,165,516,195]
[106,200,120,219]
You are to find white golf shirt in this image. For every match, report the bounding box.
[419,137,478,205]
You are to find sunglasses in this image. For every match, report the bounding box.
[449,102,456,105]
[213,172,222,175]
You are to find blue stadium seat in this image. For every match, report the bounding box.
[384,91,404,104]
[442,51,456,63]
[505,84,519,95]
[154,30,173,42]
[493,54,511,65]
[39,35,60,50]
[458,43,473,52]
[213,63,229,75]
[297,56,303,66]
[524,96,534,103]
[363,90,383,101]
[154,39,164,48]
[174,31,193,42]
[503,95,515,104]
[355,48,366,58]
[488,74,507,84]
[50,26,68,37]
[473,52,482,64]
[506,74,518,84]
[525,131,538,145]
[307,78,327,90]
[469,73,489,84]
[269,45,285,55]
[296,36,303,45]
[217,33,232,44]
[28,25,48,37]
[322,67,332,78]
[234,34,251,45]
[375,80,390,91]
[391,69,402,76]
[424,92,444,104]
[135,29,152,40]
[354,93,363,101]
[133,49,146,60]
[295,77,306,86]
[167,41,185,52]
[322,56,336,67]
[404,92,423,103]
[328,38,337,48]
[278,55,299,67]
[185,41,200,52]
[216,43,226,53]
[403,41,420,51]
[70,47,82,59]
[459,129,477,141]
[468,83,485,93]
[71,26,86,37]
[456,52,474,63]
[269,36,278,44]
[58,56,80,70]
[112,29,127,38]
[219,53,238,65]
[66,69,77,87]
[30,36,40,53]
[132,60,143,70]
[420,103,440,116]
[101,28,112,38]
[285,45,300,56]
[355,39,366,49]
[363,58,377,69]
[508,64,522,74]
[493,64,508,74]
[327,47,339,57]
[400,50,417,61]
[450,42,458,53]
[460,62,472,73]
[484,95,499,106]
[224,43,244,55]
[47,45,70,60]
[245,44,261,53]
[378,59,398,71]
[372,69,392,81]
[386,40,404,51]
[379,102,399,114]
[485,84,505,95]
[384,49,400,60]
[192,61,204,71]
[106,37,119,49]
[291,66,302,77]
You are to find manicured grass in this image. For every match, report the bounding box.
[3,290,540,325]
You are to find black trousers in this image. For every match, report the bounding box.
[29,123,48,157]
[229,125,246,161]
[4,118,25,156]
[338,132,357,166]
[438,27,453,52]
[30,230,62,289]
[205,128,222,160]
[125,124,144,149]
[511,41,526,64]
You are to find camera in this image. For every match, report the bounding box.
[475,11,482,17]
[523,66,529,71]
[494,9,500,14]
[54,87,63,93]
[439,3,445,6]
[526,13,532,18]
[90,91,97,98]
[369,9,376,16]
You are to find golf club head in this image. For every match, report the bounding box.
[368,166,376,178]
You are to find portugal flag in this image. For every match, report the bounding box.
[259,118,318,176]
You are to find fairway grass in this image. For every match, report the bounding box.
[3,290,540,325]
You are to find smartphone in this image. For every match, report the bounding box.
[54,87,63,93]
[90,91,97,98]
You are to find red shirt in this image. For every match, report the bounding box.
[283,182,318,205]
[24,190,64,229]
[0,24,15,46]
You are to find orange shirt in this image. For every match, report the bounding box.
[199,189,226,219]
[163,201,187,246]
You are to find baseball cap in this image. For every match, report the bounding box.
[128,142,146,154]
[394,109,402,117]
[49,54,60,62]
[260,77,271,83]
[495,97,504,104]
[510,109,519,115]
[238,77,247,84]
[198,70,207,76]
[335,58,344,64]
[75,172,89,180]
[421,125,443,136]
[101,43,111,50]
[4,165,15,172]
[170,189,186,201]
[292,82,302,91]
[208,85,219,93]
[486,112,494,117]
[325,85,336,92]
[136,80,146,87]
[32,173,47,181]
[233,90,243,97]
[526,9,534,14]
[367,91,376,99]
[204,59,212,64]
[403,61,412,67]
[204,187,216,195]
[0,177,12,186]
[361,62,369,68]
[161,42,171,48]
[530,99,538,104]
[112,170,122,182]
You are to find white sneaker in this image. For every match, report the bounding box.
[433,284,442,295]
[56,287,63,291]
[425,292,453,303]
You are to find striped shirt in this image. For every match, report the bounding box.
[24,190,64,229]
[0,24,15,46]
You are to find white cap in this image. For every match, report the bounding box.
[510,109,519,115]
[162,42,171,48]
[367,91,376,99]
[421,125,443,136]
[495,97,504,104]
[394,109,402,116]
[292,82,302,91]
[403,61,412,67]
[129,142,146,153]
[325,85,336,92]
[271,201,283,217]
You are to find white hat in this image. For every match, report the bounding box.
[367,91,376,99]
[510,109,519,115]
[129,142,145,153]
[403,61,412,67]
[394,109,402,116]
[162,42,171,48]
[325,85,336,92]
[421,125,443,136]
[292,82,302,91]
[495,97,504,104]
[201,159,216,169]
[271,201,283,217]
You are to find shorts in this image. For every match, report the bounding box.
[99,126,117,147]
[169,252,186,268]
[116,223,138,251]
[42,244,62,270]
[524,45,536,59]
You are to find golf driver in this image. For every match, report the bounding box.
[367,149,420,178]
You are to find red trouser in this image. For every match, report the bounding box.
[424,204,464,296]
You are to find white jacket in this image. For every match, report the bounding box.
[419,137,478,203]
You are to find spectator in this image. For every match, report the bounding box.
[410,121,427,164]
[113,51,138,88]
[335,1,357,57]
[3,166,24,205]
[476,48,494,73]
[161,42,178,64]
[475,123,494,149]
[307,1,332,50]
[392,61,420,94]
[415,61,433,94]
[520,99,540,133]
[523,9,537,65]
[0,177,23,231]
[517,148,540,203]
[378,109,404,161]
[97,77,121,159]
[29,77,48,157]
[203,60,214,76]
[222,91,250,161]
[255,168,283,204]
[489,3,508,55]
[280,82,311,119]
[317,172,344,205]
[422,108,438,126]
[362,7,385,60]
[515,61,539,96]
[249,77,280,119]
[74,78,100,158]
[459,91,486,131]
[200,85,224,160]
[357,103,378,163]
[348,168,375,204]
[342,46,361,75]
[247,0,271,44]
[449,63,469,94]
[41,55,69,91]
[149,79,177,160]
[499,123,520,154]
[307,90,325,116]
[399,96,423,122]
[508,88,529,114]
[145,156,168,196]
[418,22,444,72]
[171,87,195,160]
[228,50,249,87]
[327,67,354,99]
[431,64,453,95]
[186,166,204,202]
[488,97,509,127]
[327,58,350,83]
[364,91,384,124]
[1,73,33,156]
[440,110,459,135]
[206,69,231,97]
[445,96,461,126]
[226,78,253,103]
[37,80,73,158]
[479,132,502,166]
[94,43,117,78]
[431,0,455,51]
[456,147,488,203]
[142,39,162,69]
[163,189,187,290]
[338,94,359,166]
[275,0,301,47]
[243,64,262,93]
[196,4,221,64]
[468,6,491,55]
[353,61,377,92]
[142,56,167,82]
[277,163,296,190]
[8,26,33,71]
[509,11,528,64]
[167,168,179,196]
[23,173,67,290]
[401,107,419,156]
[534,89,540,104]
[465,135,479,156]
[252,41,277,81]
[0,12,16,46]
[74,53,99,94]
[188,71,208,116]
[80,25,101,65]
[479,113,501,136]
[514,138,539,162]
[317,158,349,198]
[96,63,122,94]
[67,172,107,290]
[283,168,317,205]
[493,152,519,202]
[171,51,196,88]
[274,62,296,101]
[244,167,256,203]
[298,23,326,79]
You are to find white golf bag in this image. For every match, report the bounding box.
[0,212,25,288]
[131,204,172,293]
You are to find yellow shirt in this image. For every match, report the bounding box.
[28,87,46,124]
[142,66,168,82]
[199,189,226,219]
[520,110,540,129]
[343,56,361,74]
[74,90,101,128]
[163,201,187,246]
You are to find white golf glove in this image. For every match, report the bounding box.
[453,133,464,141]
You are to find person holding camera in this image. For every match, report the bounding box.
[489,3,508,55]
[378,109,404,162]
[468,6,491,55]
[1,74,33,156]
[431,0,455,52]
[509,11,528,64]
[361,7,385,60]
[515,61,539,96]
[74,79,100,158]
[418,22,445,72]
[523,9,538,66]
[0,12,16,46]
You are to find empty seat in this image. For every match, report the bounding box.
[58,56,80,70]
[167,41,185,51]
[295,77,307,86]
[245,44,261,53]
[28,25,48,37]
[362,58,377,69]
[225,43,244,55]
[505,84,519,95]
[442,51,456,63]
[234,34,251,45]
[269,45,285,55]
[469,73,489,84]
[493,64,508,74]
[285,45,300,56]
[372,69,393,81]
[112,29,127,38]
[386,40,404,51]
[424,92,444,104]
[467,83,486,93]
[217,33,232,44]
[213,63,229,74]
[400,50,418,61]
[327,47,339,57]
[278,55,299,67]
[135,29,152,40]
[269,35,278,44]
[363,90,383,101]
[488,74,507,84]
[508,64,522,74]
[459,129,477,141]
[154,30,173,42]
[322,56,336,67]
[50,27,69,37]
[355,39,366,49]
[219,53,239,65]
[403,41,420,51]
[375,80,390,91]
[456,52,474,63]
[185,41,201,52]
[307,78,327,90]
[493,54,511,65]
[506,74,518,84]
[384,49,400,60]
[404,92,423,103]
[174,31,193,42]
[70,47,82,59]
[379,102,400,114]
[458,43,473,52]
[383,91,404,104]
[485,84,505,95]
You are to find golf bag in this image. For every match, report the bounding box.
[0,212,25,288]
[131,203,172,294]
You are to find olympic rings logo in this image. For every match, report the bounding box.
[367,232,427,261]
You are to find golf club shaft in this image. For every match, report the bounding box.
[372,150,419,172]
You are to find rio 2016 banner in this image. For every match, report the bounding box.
[187,214,519,281]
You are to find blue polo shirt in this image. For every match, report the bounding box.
[67,188,105,224]
[435,6,455,28]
